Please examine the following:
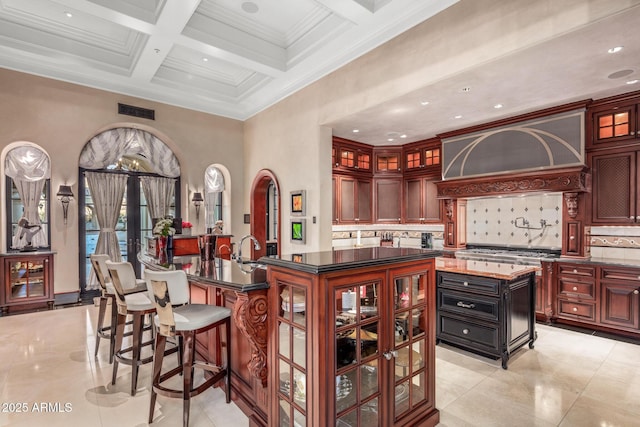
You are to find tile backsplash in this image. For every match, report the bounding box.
[466,193,562,249]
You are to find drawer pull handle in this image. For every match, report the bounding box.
[457,301,476,309]
[462,328,469,335]
[572,307,578,312]
[572,286,578,291]
[463,281,469,287]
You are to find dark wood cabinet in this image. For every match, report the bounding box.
[599,267,640,330]
[588,148,640,224]
[373,148,402,175]
[402,139,441,175]
[404,177,441,223]
[588,93,640,148]
[1,252,55,315]
[374,178,401,223]
[555,263,598,323]
[436,270,536,369]
[333,137,373,174]
[267,254,439,427]
[334,175,372,224]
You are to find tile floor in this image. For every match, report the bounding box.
[0,305,639,426]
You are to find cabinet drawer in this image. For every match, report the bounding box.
[438,289,499,322]
[558,279,596,300]
[557,264,595,279]
[437,273,500,296]
[601,267,640,283]
[438,315,499,352]
[557,299,596,321]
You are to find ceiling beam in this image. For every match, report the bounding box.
[314,0,373,24]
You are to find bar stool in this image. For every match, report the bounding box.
[145,269,231,427]
[90,254,146,363]
[105,260,157,396]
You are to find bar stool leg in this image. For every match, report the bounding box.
[111,313,126,386]
[149,334,166,424]
[109,296,117,364]
[130,312,145,396]
[94,296,108,358]
[182,331,195,427]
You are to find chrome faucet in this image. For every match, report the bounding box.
[237,235,261,263]
[216,243,233,258]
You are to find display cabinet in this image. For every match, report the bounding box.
[1,252,55,315]
[266,248,440,427]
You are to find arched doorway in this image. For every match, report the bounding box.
[250,169,280,259]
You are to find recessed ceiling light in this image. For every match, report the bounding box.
[400,134,407,138]
[454,115,462,119]
[461,87,471,92]
[202,57,209,62]
[608,46,623,54]
[241,1,259,13]
[64,12,73,18]
[387,138,394,142]
[626,79,639,85]
[420,100,430,106]
[352,129,359,133]
[494,104,503,109]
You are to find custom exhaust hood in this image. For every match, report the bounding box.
[436,101,591,199]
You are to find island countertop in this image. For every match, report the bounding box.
[436,257,539,280]
[259,246,443,274]
[138,252,268,292]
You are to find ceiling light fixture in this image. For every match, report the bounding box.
[494,104,503,109]
[203,57,209,62]
[461,87,471,92]
[352,129,359,133]
[400,134,407,138]
[241,2,259,13]
[454,115,462,119]
[626,79,639,85]
[388,138,394,142]
[64,12,73,18]
[608,46,623,54]
[420,100,430,106]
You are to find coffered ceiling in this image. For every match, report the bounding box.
[1,1,639,146]
[0,0,458,120]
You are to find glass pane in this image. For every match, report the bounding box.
[412,309,425,337]
[278,398,290,427]
[279,359,291,398]
[395,380,410,416]
[615,123,630,136]
[337,287,357,326]
[614,112,629,125]
[413,339,425,371]
[337,409,357,427]
[360,360,378,400]
[412,274,424,304]
[279,322,290,359]
[395,277,410,310]
[413,371,426,404]
[292,368,306,408]
[293,408,305,427]
[360,283,378,315]
[292,326,305,368]
[599,115,613,127]
[395,346,410,381]
[360,323,379,360]
[280,286,290,319]
[361,397,379,426]
[336,370,356,413]
[395,313,409,344]
[599,126,613,139]
[292,288,306,324]
[337,328,357,369]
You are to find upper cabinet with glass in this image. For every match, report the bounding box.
[4,145,51,251]
[588,94,640,148]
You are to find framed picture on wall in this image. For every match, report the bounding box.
[291,190,305,216]
[290,219,306,244]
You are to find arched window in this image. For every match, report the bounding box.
[204,166,224,232]
[4,145,51,250]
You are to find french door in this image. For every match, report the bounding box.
[78,170,180,293]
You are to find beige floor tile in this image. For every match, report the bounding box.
[559,395,640,427]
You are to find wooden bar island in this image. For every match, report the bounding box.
[141,246,442,427]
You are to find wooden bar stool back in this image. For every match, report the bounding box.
[105,260,156,396]
[90,254,147,363]
[146,269,231,427]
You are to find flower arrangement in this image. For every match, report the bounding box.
[182,221,193,229]
[153,218,175,237]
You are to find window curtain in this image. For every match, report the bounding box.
[204,166,225,230]
[5,146,50,249]
[85,171,127,290]
[140,176,176,221]
[79,128,180,177]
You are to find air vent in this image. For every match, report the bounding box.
[118,103,155,120]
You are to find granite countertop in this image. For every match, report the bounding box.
[436,257,539,280]
[138,253,268,292]
[259,247,443,274]
[554,256,640,269]
[0,250,57,256]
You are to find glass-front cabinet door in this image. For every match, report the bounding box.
[391,271,431,422]
[6,257,47,302]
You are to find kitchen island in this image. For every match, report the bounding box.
[260,247,442,427]
[435,257,538,369]
[139,253,270,426]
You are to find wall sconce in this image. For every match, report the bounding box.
[57,185,74,225]
[192,192,204,220]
